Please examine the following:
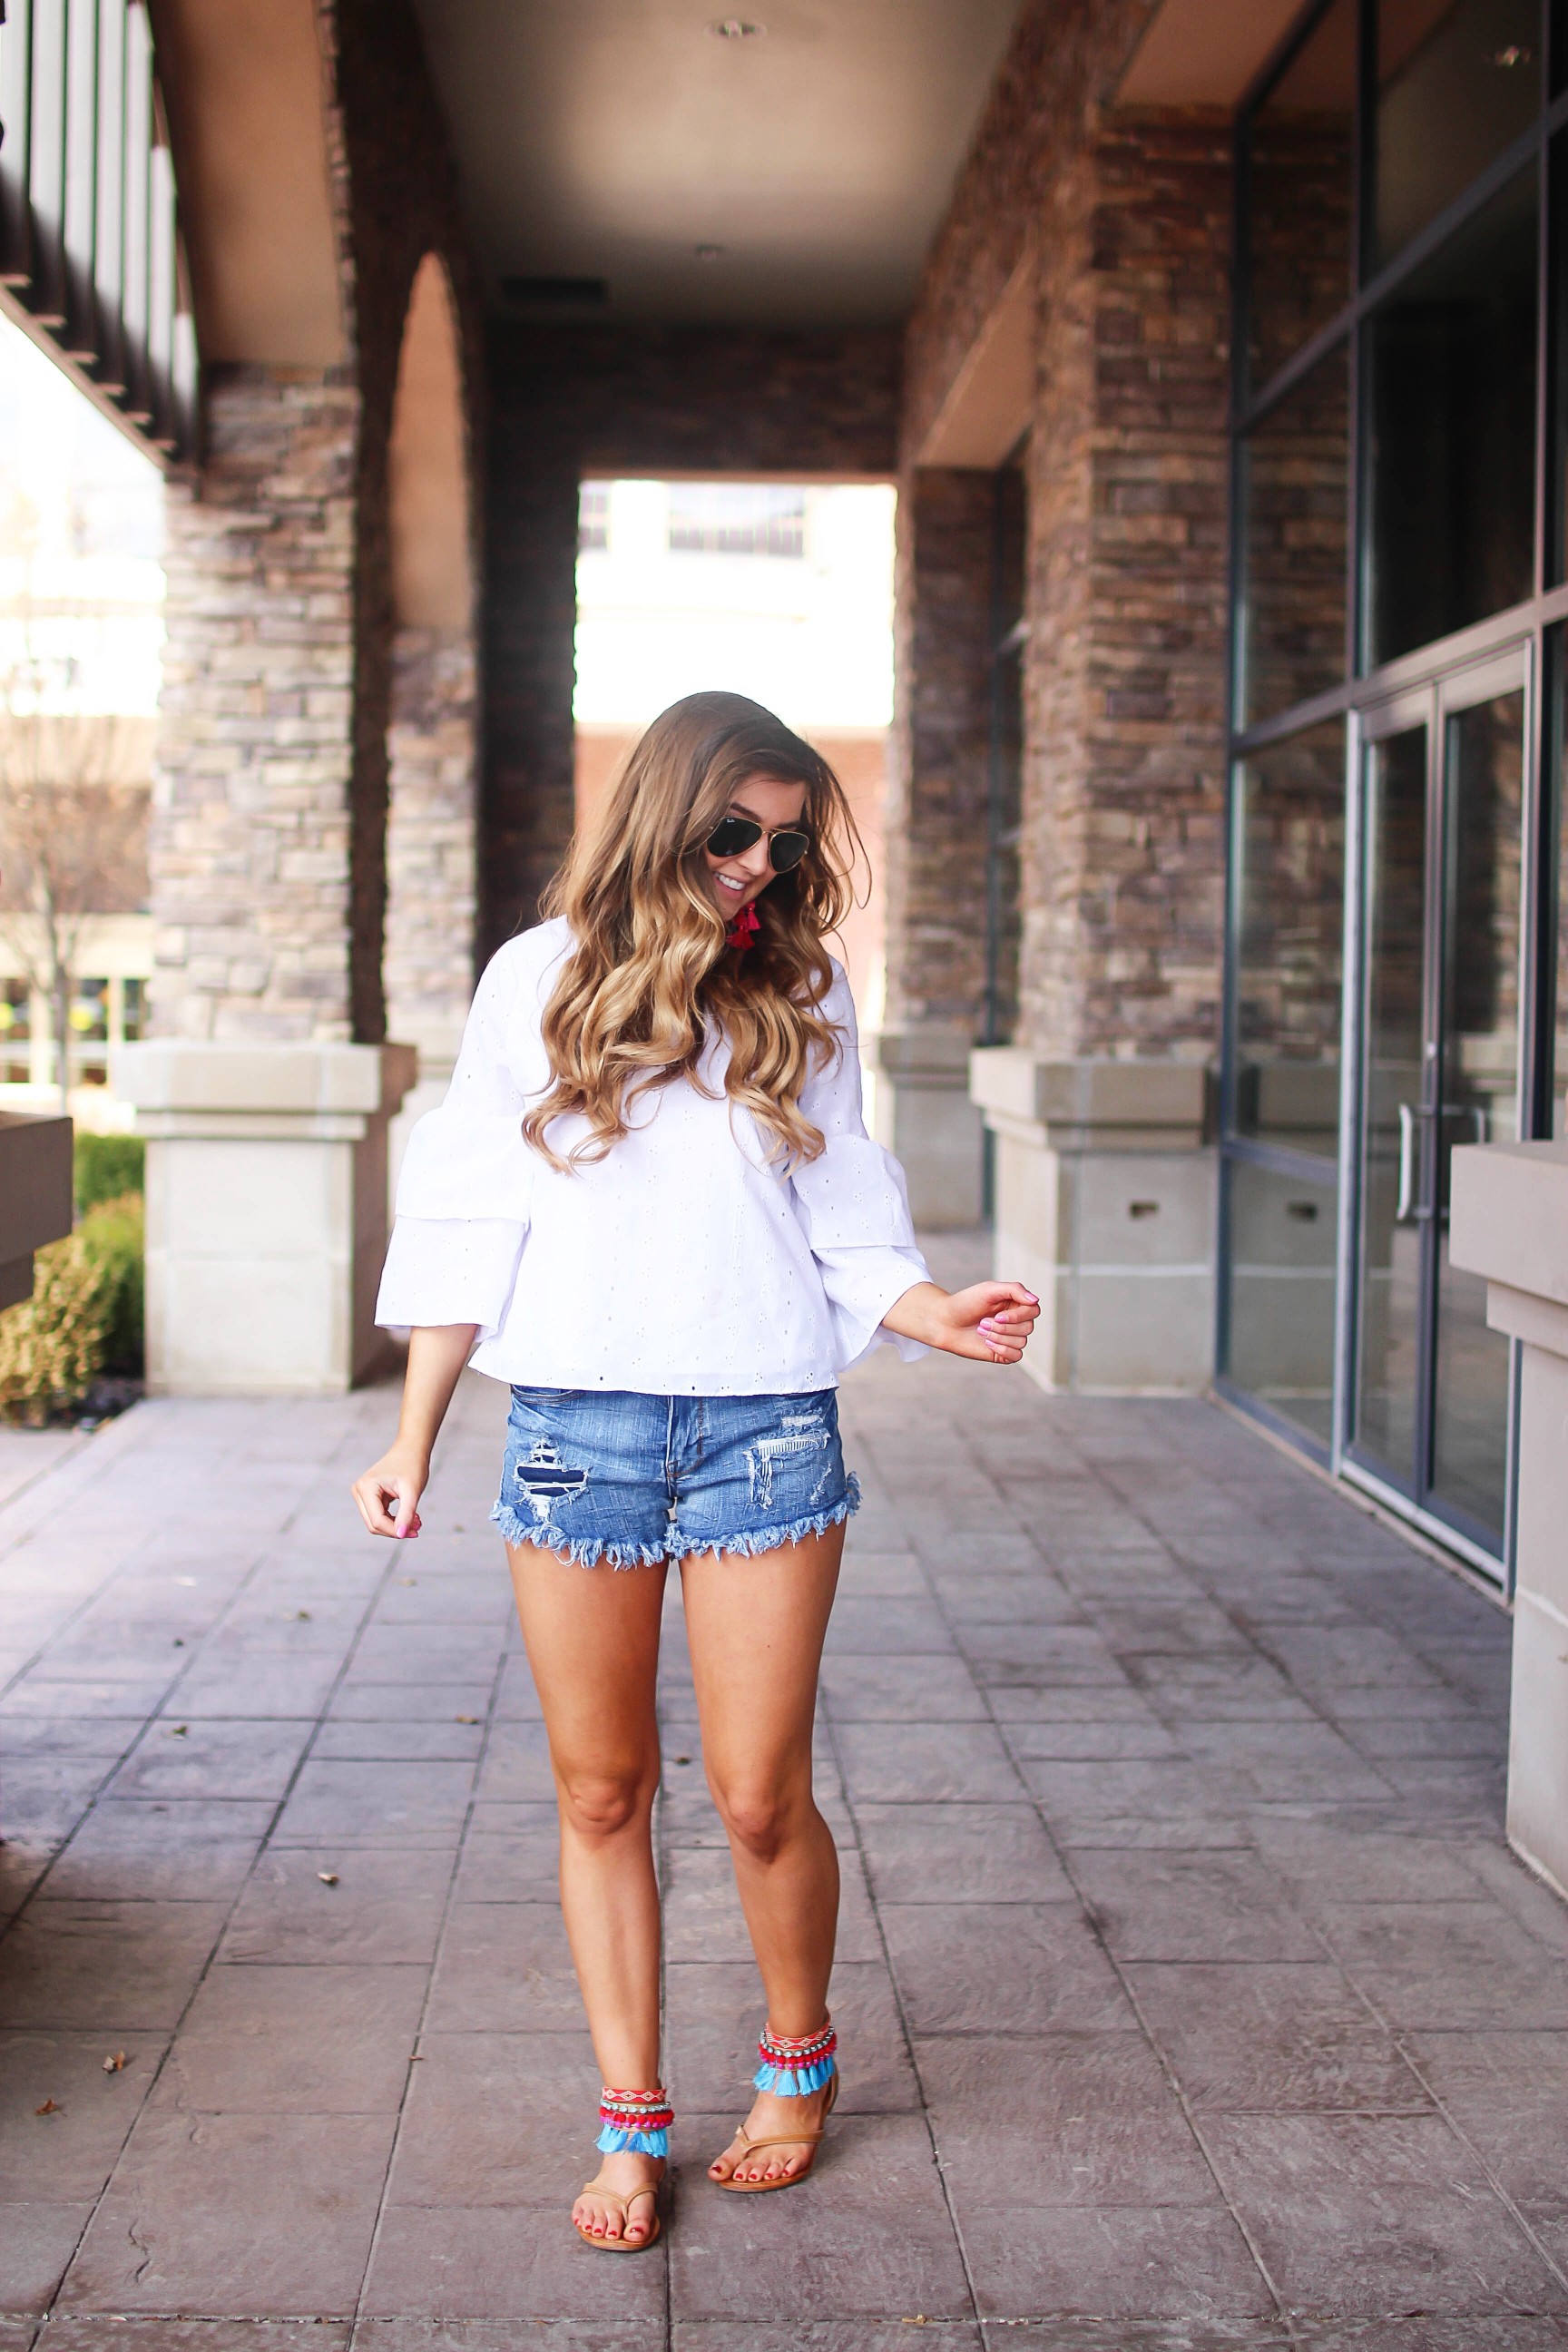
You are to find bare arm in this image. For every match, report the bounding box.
[350,1322,478,1538]
[881,1279,1039,1365]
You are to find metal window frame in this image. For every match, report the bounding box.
[1219,0,1563,1585]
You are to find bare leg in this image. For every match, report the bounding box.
[507,1540,668,2244]
[680,1522,845,2185]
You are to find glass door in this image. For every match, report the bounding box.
[1348,652,1526,1565]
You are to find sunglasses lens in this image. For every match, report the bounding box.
[769,830,809,872]
[705,817,762,858]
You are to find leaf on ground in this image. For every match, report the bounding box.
[103,2051,127,2073]
[289,1609,311,1622]
[398,1577,416,1586]
[317,1870,339,1886]
[34,2098,59,2116]
[167,1724,189,1738]
[456,1714,479,1725]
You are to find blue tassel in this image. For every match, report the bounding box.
[752,2053,837,2099]
[595,2122,670,2156]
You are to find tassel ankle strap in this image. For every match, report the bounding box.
[595,2085,672,2157]
[753,2018,837,2099]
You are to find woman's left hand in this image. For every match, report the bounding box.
[884,1279,1040,1364]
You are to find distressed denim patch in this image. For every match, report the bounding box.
[492,1386,857,1569]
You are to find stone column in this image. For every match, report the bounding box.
[963,118,1229,1365]
[878,467,994,1225]
[118,1040,415,1394]
[384,627,478,1195]
[971,1050,1212,1390]
[133,369,413,1390]
[1450,1139,1568,1901]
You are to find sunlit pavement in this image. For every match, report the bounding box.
[1,1285,1564,2348]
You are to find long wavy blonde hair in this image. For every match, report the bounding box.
[522,691,860,1172]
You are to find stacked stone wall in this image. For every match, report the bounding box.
[148,0,481,1046]
[1024,111,1231,1063]
[481,323,900,959]
[385,627,479,1058]
[893,0,1232,1070]
[884,471,995,1035]
[152,372,361,1040]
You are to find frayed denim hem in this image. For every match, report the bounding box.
[668,1473,861,1563]
[488,1474,860,1571]
[488,1503,667,1571]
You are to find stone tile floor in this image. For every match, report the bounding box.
[1,1314,1565,2347]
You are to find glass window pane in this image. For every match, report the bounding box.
[1233,721,1347,1154]
[1557,637,1568,1125]
[1224,1159,1339,1448]
[1365,162,1537,669]
[1432,689,1524,1540]
[1354,721,1428,1490]
[1376,0,1541,270]
[1240,342,1350,729]
[1247,0,1357,391]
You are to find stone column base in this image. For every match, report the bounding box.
[115,1042,417,1395]
[872,1030,985,1228]
[1451,1139,1568,1905]
[0,1111,74,1311]
[970,1051,1215,1393]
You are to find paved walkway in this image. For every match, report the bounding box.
[1,1316,1564,2347]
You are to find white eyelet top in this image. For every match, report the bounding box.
[376,917,931,1394]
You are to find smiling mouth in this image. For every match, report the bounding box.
[715,873,748,896]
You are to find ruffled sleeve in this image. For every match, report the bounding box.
[376,943,541,1339]
[789,966,930,1369]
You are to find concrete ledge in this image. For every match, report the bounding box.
[871,1027,983,1227]
[1450,1135,1568,1906]
[114,1040,416,1395]
[1451,1138,1568,1307]
[115,1040,418,1119]
[967,1054,1216,1394]
[970,1049,1209,1141]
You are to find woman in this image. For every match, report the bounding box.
[352,691,1037,2253]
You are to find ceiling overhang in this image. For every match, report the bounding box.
[409,0,1026,327]
[1115,0,1307,108]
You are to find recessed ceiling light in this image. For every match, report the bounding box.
[709,18,765,38]
[695,244,726,262]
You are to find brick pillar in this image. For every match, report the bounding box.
[965,113,1231,1388]
[385,625,477,1067]
[149,370,374,1043]
[120,367,413,1391]
[877,466,995,1224]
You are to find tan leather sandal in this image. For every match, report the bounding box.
[715,2067,839,2194]
[573,2174,666,2252]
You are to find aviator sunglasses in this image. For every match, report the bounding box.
[703,814,811,872]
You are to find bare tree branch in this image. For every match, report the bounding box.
[0,615,151,1106]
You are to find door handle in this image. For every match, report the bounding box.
[1396,1102,1435,1224]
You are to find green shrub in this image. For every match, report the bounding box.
[0,1231,114,1423]
[81,1191,144,1372]
[0,1189,144,1421]
[74,1132,145,1213]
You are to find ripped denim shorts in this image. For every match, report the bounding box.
[491,1387,859,1570]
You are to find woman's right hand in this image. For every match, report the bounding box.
[349,1324,478,1542]
[351,1445,429,1539]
